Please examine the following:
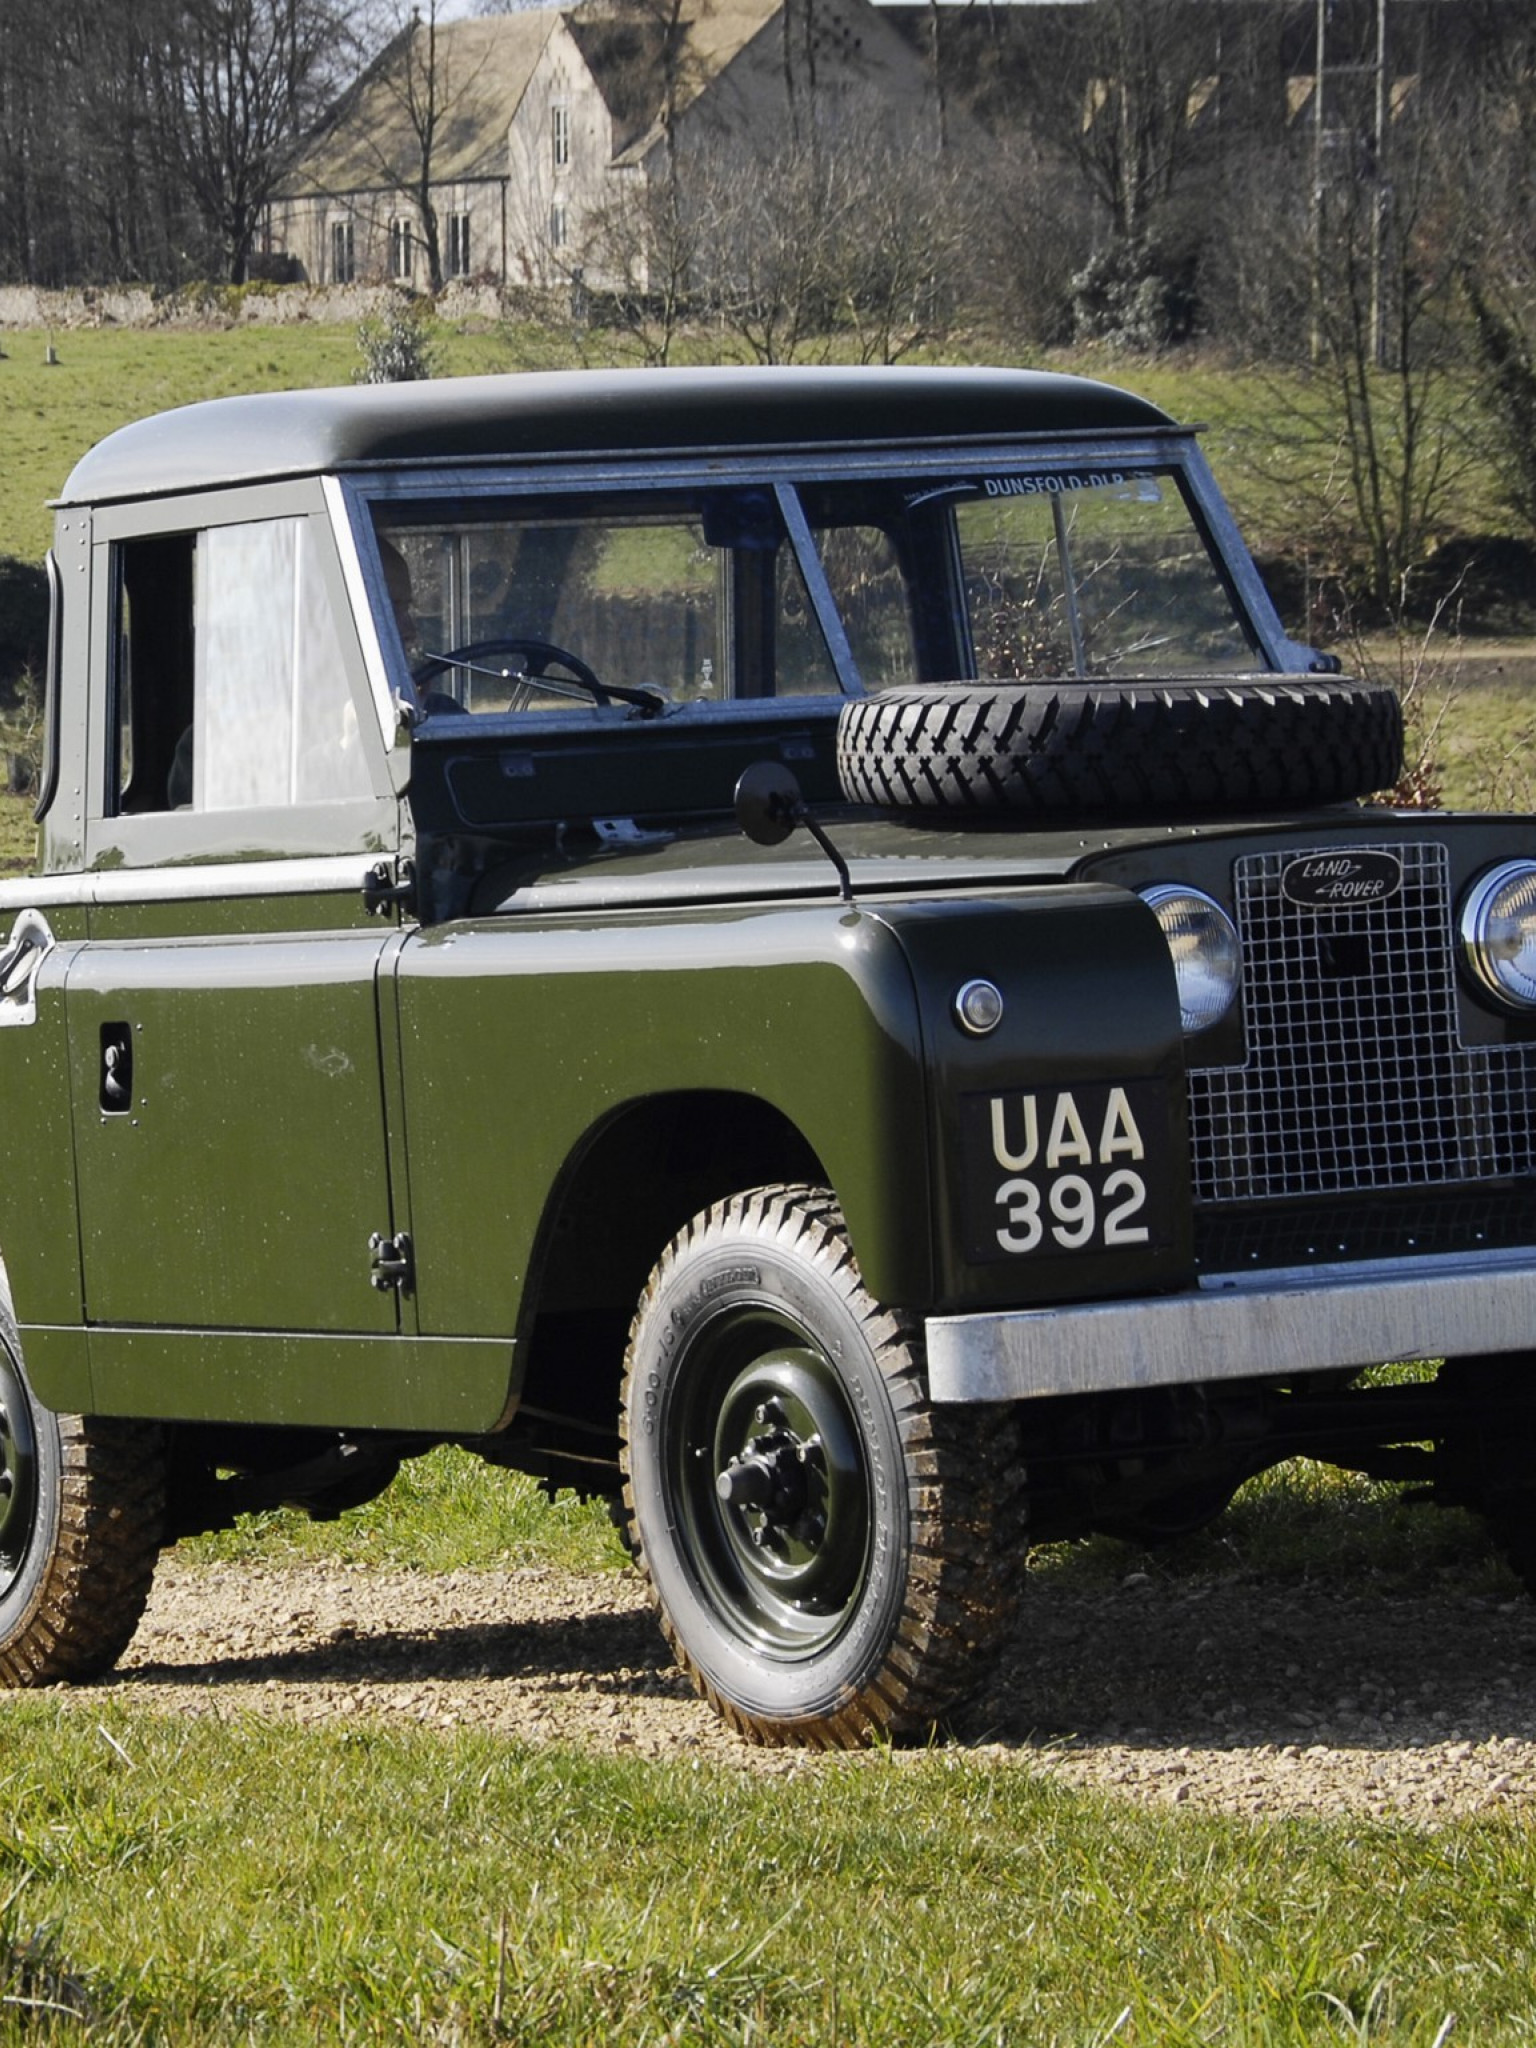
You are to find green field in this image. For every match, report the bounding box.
[0,322,517,564]
[5,316,1533,813]
[4,1702,1531,2046]
[0,317,1512,575]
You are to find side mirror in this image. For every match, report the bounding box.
[733,760,803,847]
[733,762,854,903]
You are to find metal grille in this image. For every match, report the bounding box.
[1189,842,1536,1204]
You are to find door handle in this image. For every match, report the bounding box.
[100,1023,134,1114]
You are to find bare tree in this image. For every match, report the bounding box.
[162,0,349,284]
[679,121,977,366]
[1016,0,1219,245]
[344,0,492,293]
[1453,1,1536,540]
[1241,117,1475,614]
[576,167,708,366]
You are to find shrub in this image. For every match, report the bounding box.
[1071,237,1194,352]
[355,299,441,383]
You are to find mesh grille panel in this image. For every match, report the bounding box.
[1189,842,1536,1204]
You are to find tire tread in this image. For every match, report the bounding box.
[837,677,1403,816]
[0,1411,165,1688]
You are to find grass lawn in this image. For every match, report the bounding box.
[0,316,1514,579]
[0,321,520,564]
[4,1697,1532,2046]
[5,317,1532,816]
[0,791,33,876]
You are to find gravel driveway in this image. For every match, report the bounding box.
[81,1553,1536,1825]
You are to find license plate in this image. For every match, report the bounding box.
[960,1081,1172,1263]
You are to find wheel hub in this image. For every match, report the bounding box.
[715,1402,825,1551]
[676,1340,874,1657]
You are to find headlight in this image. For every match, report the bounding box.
[1461,861,1536,1010]
[1140,885,1241,1035]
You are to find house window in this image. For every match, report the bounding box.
[446,212,471,278]
[329,219,355,284]
[549,202,568,251]
[389,217,413,282]
[552,102,571,169]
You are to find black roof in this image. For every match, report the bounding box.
[59,366,1177,507]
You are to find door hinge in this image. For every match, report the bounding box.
[368,1230,414,1294]
[363,858,416,918]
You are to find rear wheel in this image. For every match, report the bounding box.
[620,1184,1023,1747]
[0,1301,165,1686]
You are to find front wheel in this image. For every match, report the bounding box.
[620,1185,1023,1747]
[0,1301,165,1686]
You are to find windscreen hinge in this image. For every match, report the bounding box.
[363,857,416,917]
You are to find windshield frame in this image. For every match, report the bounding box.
[334,431,1305,722]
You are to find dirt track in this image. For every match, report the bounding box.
[78,1554,1536,1825]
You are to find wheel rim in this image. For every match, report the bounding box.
[0,1351,39,1598]
[666,1305,873,1659]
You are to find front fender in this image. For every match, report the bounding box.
[391,903,932,1334]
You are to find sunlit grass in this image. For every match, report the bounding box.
[180,1444,623,1578]
[0,317,1516,588]
[1,1703,1533,2045]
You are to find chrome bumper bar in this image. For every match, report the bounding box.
[925,1249,1536,1403]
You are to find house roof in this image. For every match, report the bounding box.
[288,12,562,195]
[60,367,1176,506]
[285,0,836,197]
[570,0,784,153]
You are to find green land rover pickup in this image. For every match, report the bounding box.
[3,364,1534,1747]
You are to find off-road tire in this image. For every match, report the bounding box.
[0,1300,165,1686]
[620,1184,1024,1748]
[836,677,1403,816]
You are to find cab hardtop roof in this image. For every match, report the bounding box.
[59,364,1178,509]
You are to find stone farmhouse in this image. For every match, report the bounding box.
[264,0,940,293]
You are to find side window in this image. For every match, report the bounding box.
[114,517,372,815]
[116,535,195,814]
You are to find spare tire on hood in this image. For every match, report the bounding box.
[835,676,1402,817]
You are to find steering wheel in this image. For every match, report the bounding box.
[413,635,611,710]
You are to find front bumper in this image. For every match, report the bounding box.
[925,1246,1536,1402]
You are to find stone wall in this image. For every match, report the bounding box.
[0,282,511,331]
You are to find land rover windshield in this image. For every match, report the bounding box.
[362,459,1262,716]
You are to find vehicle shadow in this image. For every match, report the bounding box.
[954,1573,1536,1757]
[115,1590,694,1700]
